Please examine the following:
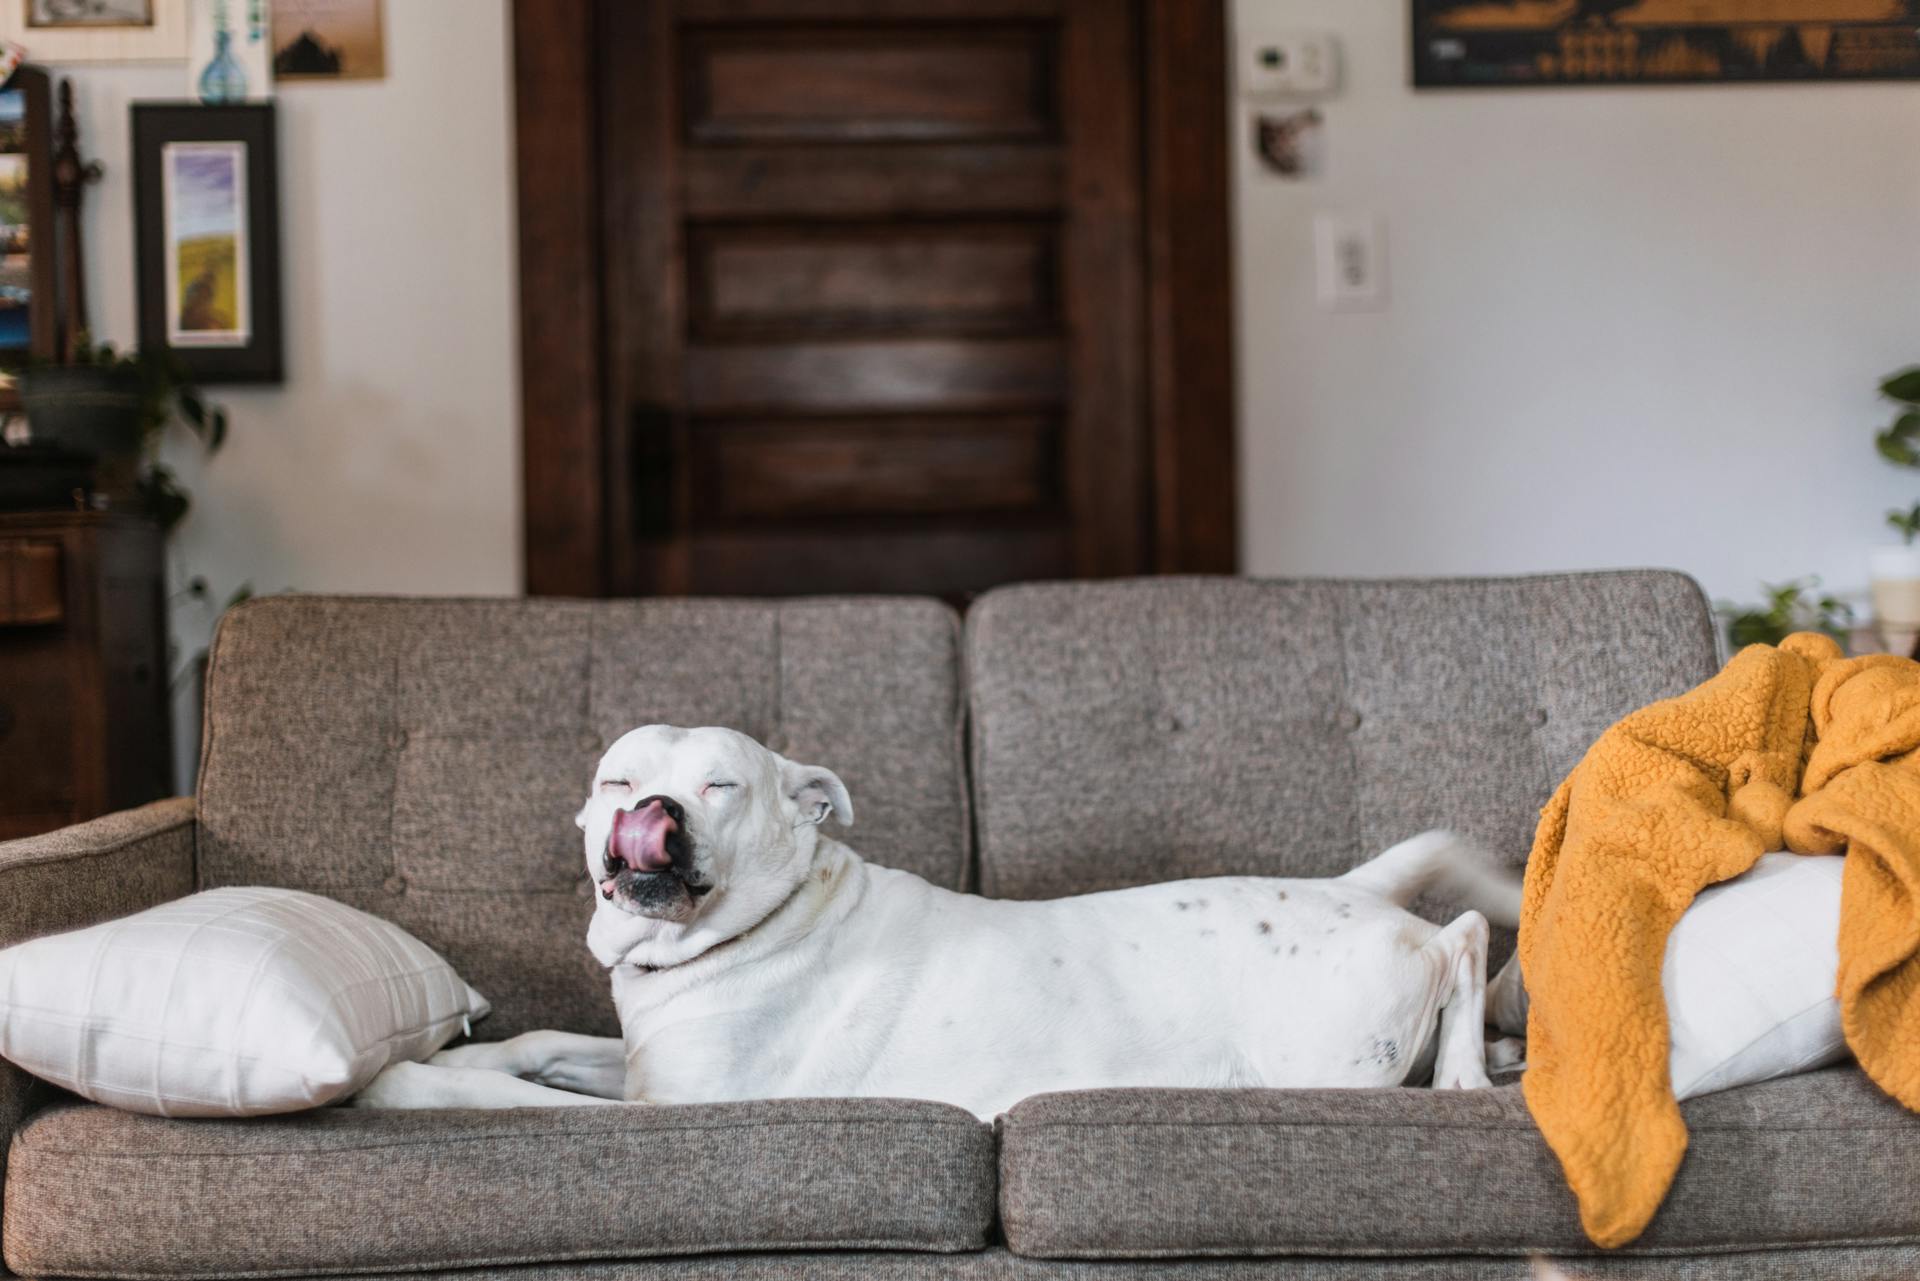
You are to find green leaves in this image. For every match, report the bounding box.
[1877,366,1920,471]
[1891,505,1920,546]
[1877,410,1920,467]
[1718,576,1853,650]
[1884,367,1920,406]
[174,384,228,452]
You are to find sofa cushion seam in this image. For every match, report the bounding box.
[17,1115,992,1158]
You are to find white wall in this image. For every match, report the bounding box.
[42,0,520,784]
[1232,1,1920,613]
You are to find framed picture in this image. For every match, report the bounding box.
[1413,1,1920,88]
[0,0,187,62]
[132,103,281,383]
[28,0,153,27]
[271,0,382,80]
[0,66,55,393]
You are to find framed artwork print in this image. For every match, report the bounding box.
[132,102,282,383]
[0,65,56,389]
[29,0,153,27]
[271,0,382,80]
[0,0,188,62]
[1413,1,1920,88]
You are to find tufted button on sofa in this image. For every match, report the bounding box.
[6,572,1919,1281]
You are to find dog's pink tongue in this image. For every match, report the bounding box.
[612,803,676,872]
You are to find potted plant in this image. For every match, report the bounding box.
[18,339,227,530]
[1872,365,1920,652]
[1717,577,1853,651]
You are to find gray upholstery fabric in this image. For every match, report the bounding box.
[3,1098,995,1278]
[0,797,197,1279]
[996,1068,1920,1259]
[966,573,1719,923]
[196,596,968,1038]
[0,798,197,950]
[96,1245,1920,1280]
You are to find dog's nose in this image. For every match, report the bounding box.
[609,796,679,873]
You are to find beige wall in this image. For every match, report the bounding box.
[32,2,1920,781]
[44,0,519,783]
[1232,0,1920,610]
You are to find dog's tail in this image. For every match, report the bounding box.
[1339,829,1523,929]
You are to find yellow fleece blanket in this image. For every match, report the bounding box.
[1519,631,1920,1248]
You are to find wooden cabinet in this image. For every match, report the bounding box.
[0,512,171,839]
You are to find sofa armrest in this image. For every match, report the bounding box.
[0,797,196,1273]
[0,797,197,950]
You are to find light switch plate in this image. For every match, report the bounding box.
[1238,30,1339,98]
[1314,214,1388,311]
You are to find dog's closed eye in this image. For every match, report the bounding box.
[598,779,632,792]
[702,781,738,796]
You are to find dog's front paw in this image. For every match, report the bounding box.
[430,1040,522,1074]
[350,1060,440,1109]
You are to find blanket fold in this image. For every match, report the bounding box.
[1519,632,1920,1247]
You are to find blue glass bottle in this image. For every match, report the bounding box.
[198,5,247,105]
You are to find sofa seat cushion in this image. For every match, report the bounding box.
[4,1097,995,1279]
[997,1069,1920,1259]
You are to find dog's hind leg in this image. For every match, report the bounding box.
[1487,953,1529,1036]
[1340,830,1522,929]
[1426,909,1493,1090]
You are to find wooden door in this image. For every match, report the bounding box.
[601,0,1140,596]
[516,0,1235,597]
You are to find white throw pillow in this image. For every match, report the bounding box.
[0,886,489,1116]
[1666,852,1849,1099]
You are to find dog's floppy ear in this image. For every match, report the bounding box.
[779,757,853,828]
[575,768,596,830]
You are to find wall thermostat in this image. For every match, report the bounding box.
[1238,30,1340,99]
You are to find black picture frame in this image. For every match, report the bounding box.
[0,66,58,405]
[132,102,282,384]
[1412,1,1920,89]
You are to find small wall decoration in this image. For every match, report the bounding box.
[1413,1,1920,88]
[29,1,151,27]
[132,102,281,383]
[0,0,187,61]
[1253,109,1323,179]
[0,66,54,380]
[269,0,381,80]
[187,0,270,102]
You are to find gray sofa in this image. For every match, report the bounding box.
[4,572,1917,1281]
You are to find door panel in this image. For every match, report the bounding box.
[687,223,1058,339]
[600,0,1144,598]
[682,145,1063,218]
[693,415,1059,521]
[683,339,1066,414]
[683,24,1058,143]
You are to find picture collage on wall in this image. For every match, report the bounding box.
[0,0,386,383]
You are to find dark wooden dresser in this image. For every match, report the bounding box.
[0,511,171,839]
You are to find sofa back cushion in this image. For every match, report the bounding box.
[197,596,968,1038]
[966,571,1719,900]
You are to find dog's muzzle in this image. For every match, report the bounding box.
[601,796,709,916]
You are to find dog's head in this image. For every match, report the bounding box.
[577,725,851,967]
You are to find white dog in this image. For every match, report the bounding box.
[356,725,1528,1115]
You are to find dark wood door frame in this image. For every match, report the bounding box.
[513,0,1236,596]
